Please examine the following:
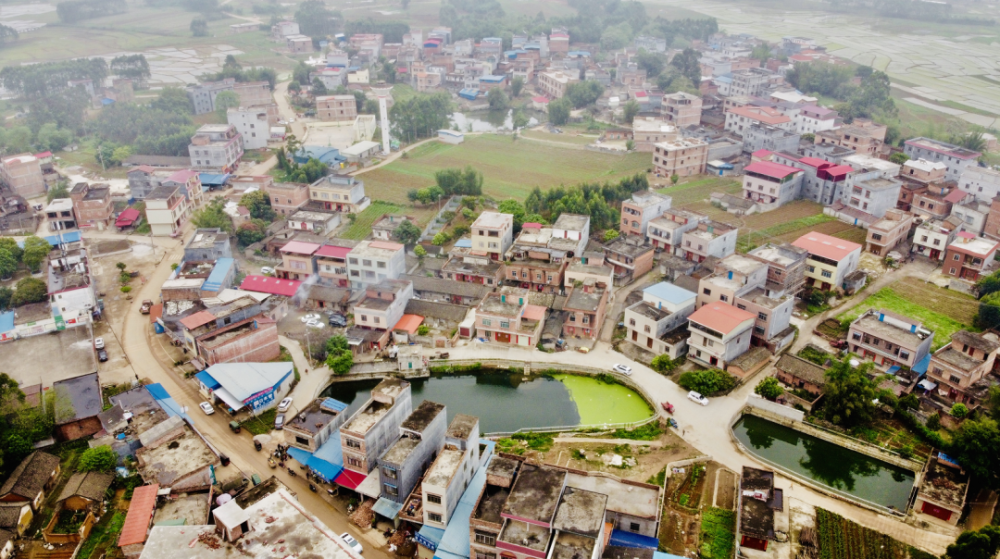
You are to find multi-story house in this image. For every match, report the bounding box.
[603,236,655,286]
[340,379,413,475]
[475,289,546,347]
[48,249,96,323]
[347,240,406,289]
[652,137,709,178]
[736,286,796,350]
[232,80,272,107]
[189,124,243,173]
[442,246,504,286]
[161,169,205,208]
[696,254,768,309]
[186,79,235,115]
[792,104,838,134]
[912,218,958,261]
[843,153,900,180]
[287,210,340,234]
[943,233,1000,282]
[902,158,947,184]
[353,279,413,333]
[661,92,703,127]
[371,214,417,242]
[538,70,578,99]
[276,240,319,281]
[315,243,353,288]
[226,107,270,150]
[285,398,348,453]
[419,415,480,528]
[144,185,190,236]
[316,95,358,122]
[632,118,679,152]
[740,124,800,156]
[624,282,696,358]
[841,173,903,219]
[792,232,862,292]
[563,251,613,291]
[741,160,803,209]
[264,182,310,215]
[951,200,991,237]
[195,316,280,365]
[69,183,113,229]
[747,243,808,297]
[926,330,1000,408]
[562,282,608,340]
[770,153,854,207]
[725,68,776,98]
[848,309,934,369]
[471,212,514,261]
[958,167,1000,203]
[724,106,793,137]
[378,400,447,505]
[647,209,707,255]
[686,302,755,369]
[505,225,569,294]
[815,119,886,156]
[904,137,981,182]
[309,175,370,213]
[184,228,232,261]
[550,213,590,257]
[44,198,76,230]
[866,209,913,256]
[680,220,738,263]
[0,154,45,199]
[620,191,672,239]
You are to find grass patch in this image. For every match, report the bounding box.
[340,201,402,240]
[699,507,736,559]
[938,99,998,117]
[647,467,666,486]
[77,510,125,559]
[240,408,277,435]
[610,422,663,440]
[798,345,833,366]
[738,214,835,252]
[511,431,554,452]
[656,176,742,207]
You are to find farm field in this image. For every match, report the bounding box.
[836,276,979,350]
[815,508,907,559]
[340,201,405,240]
[358,135,650,204]
[656,176,742,207]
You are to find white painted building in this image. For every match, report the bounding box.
[958,167,1000,202]
[227,107,271,150]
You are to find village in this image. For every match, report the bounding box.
[0,1,999,559]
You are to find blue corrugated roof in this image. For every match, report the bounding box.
[913,353,931,375]
[0,311,13,334]
[373,498,404,519]
[458,89,479,100]
[287,446,312,466]
[199,173,229,186]
[454,239,472,248]
[195,371,221,390]
[321,398,348,412]
[146,383,192,421]
[479,75,504,83]
[643,282,696,305]
[435,441,496,559]
[308,431,345,481]
[417,526,445,551]
[43,231,82,246]
[202,258,234,293]
[608,529,660,550]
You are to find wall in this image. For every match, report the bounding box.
[200,321,280,365]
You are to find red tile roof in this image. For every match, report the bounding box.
[115,208,140,227]
[751,149,772,159]
[393,314,424,334]
[825,165,854,176]
[798,157,829,168]
[688,303,754,334]
[522,305,546,321]
[149,303,163,324]
[118,484,159,546]
[744,161,800,180]
[792,232,862,262]
[240,275,302,297]
[165,169,200,184]
[179,310,216,330]
[944,189,967,204]
[280,240,321,255]
[315,245,352,259]
[728,105,791,125]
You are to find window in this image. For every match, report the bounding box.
[427,494,442,504]
[950,375,962,384]
[350,270,360,277]
[384,484,398,496]
[737,304,746,310]
[500,321,510,329]
[758,312,767,321]
[954,254,961,261]
[345,438,362,449]
[474,532,496,547]
[703,288,711,295]
[629,319,636,326]
[349,258,358,265]
[950,267,956,274]
[630,523,641,532]
[363,259,373,267]
[378,261,386,269]
[821,270,832,278]
[374,317,380,324]
[361,315,367,322]
[852,332,861,340]
[383,467,397,479]
[346,456,362,468]
[482,319,492,327]
[429,513,443,523]
[899,351,910,360]
[720,295,728,302]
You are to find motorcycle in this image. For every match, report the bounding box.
[288,468,297,477]
[309,484,317,492]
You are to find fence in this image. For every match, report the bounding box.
[419,195,464,243]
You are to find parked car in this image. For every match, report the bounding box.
[328,314,347,327]
[261,266,275,276]
[199,402,215,415]
[278,397,293,412]
[305,319,324,328]
[94,337,105,350]
[687,391,709,406]
[301,313,321,323]
[140,300,153,314]
[340,533,363,554]
[612,364,632,376]
[274,414,285,430]
[97,349,108,362]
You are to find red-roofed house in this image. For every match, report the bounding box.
[771,153,853,206]
[118,483,159,557]
[751,149,773,162]
[792,232,863,291]
[741,160,803,209]
[277,240,320,281]
[161,169,205,208]
[687,302,755,368]
[316,244,353,287]
[240,275,302,297]
[724,106,792,136]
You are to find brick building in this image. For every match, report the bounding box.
[196,317,280,365]
[316,95,358,122]
[69,183,113,229]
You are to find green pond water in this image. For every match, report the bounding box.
[320,371,654,434]
[733,415,915,510]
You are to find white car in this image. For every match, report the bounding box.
[305,319,324,328]
[340,533,363,554]
[300,313,321,323]
[199,402,215,415]
[94,337,105,350]
[687,391,709,406]
[612,364,632,376]
[278,397,293,412]
[260,266,275,276]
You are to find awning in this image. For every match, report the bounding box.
[608,529,661,550]
[195,371,221,390]
[213,386,245,411]
[307,455,343,482]
[886,366,900,376]
[287,446,312,466]
[416,525,445,551]
[917,379,938,391]
[372,497,404,520]
[356,469,382,499]
[912,354,931,375]
[335,469,368,490]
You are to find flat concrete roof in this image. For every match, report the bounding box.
[550,532,597,559]
[3,327,97,388]
[447,414,478,440]
[552,487,607,538]
[565,473,659,520]
[498,519,552,552]
[424,448,464,489]
[502,464,566,525]
[401,400,445,433]
[137,425,217,486]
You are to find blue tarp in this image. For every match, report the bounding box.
[321,398,348,412]
[287,446,312,466]
[458,88,479,100]
[307,431,345,482]
[372,497,404,520]
[0,311,13,334]
[434,441,496,559]
[43,231,81,247]
[146,383,192,421]
[608,529,661,550]
[454,239,472,248]
[417,526,445,551]
[195,371,221,390]
[199,173,230,187]
[886,365,901,376]
[202,258,234,293]
[913,354,931,375]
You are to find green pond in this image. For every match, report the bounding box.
[320,371,654,434]
[733,415,915,510]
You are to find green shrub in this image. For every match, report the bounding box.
[926,413,941,431]
[951,403,969,419]
[78,446,117,472]
[677,369,737,395]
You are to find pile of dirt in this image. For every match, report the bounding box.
[350,499,374,528]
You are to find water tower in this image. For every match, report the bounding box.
[370,84,394,155]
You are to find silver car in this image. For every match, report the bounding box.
[687,391,709,406]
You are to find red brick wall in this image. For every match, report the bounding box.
[56,417,102,441]
[201,321,280,365]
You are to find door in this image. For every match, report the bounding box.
[921,501,952,521]
[496,332,510,343]
[930,249,940,260]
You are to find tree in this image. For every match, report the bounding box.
[677,369,737,395]
[116,262,127,272]
[889,152,910,165]
[946,525,1000,559]
[625,139,635,151]
[21,236,50,273]
[498,199,527,232]
[0,24,17,47]
[325,335,353,375]
[751,44,771,61]
[414,245,427,260]
[78,446,117,472]
[600,21,632,50]
[899,393,920,410]
[603,230,619,241]
[393,220,421,245]
[0,287,11,312]
[45,180,69,202]
[191,198,233,233]
[511,77,524,98]
[952,402,969,419]
[488,87,509,112]
[311,78,327,97]
[3,126,32,154]
[389,91,452,142]
[801,133,815,144]
[110,54,150,87]
[670,174,679,185]
[35,123,73,152]
[236,220,267,247]
[0,237,21,262]
[953,417,1000,488]
[650,354,677,373]
[548,98,571,125]
[670,48,702,87]
[288,81,301,95]
[111,146,133,166]
[11,277,47,306]
[0,249,15,280]
[295,0,338,37]
[435,167,483,196]
[755,377,784,401]
[240,190,275,221]
[822,356,878,427]
[622,100,640,124]
[431,231,451,246]
[190,18,208,37]
[564,81,603,109]
[150,87,194,114]
[214,90,240,120]
[0,373,23,411]
[635,50,666,78]
[956,130,988,153]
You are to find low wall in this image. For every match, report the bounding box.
[744,393,804,422]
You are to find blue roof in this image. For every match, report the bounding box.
[417,526,445,551]
[199,173,229,186]
[43,231,81,246]
[643,282,696,305]
[295,146,342,165]
[654,552,689,559]
[608,529,660,550]
[321,398,348,412]
[201,363,293,401]
[0,311,13,334]
[913,353,931,375]
[195,371,221,390]
[479,75,505,83]
[202,258,234,293]
[458,89,479,100]
[287,445,312,466]
[435,441,496,559]
[373,497,404,519]
[454,239,472,248]
[146,383,192,421]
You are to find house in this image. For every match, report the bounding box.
[378,401,447,508]
[741,124,801,156]
[911,183,964,221]
[117,484,159,558]
[647,209,707,255]
[925,330,1000,408]
[914,455,970,525]
[276,240,319,281]
[624,282,696,359]
[196,316,280,365]
[372,214,417,241]
[903,158,947,184]
[340,141,381,163]
[912,219,958,261]
[0,154,45,199]
[45,198,77,230]
[316,95,358,122]
[471,212,515,261]
[420,415,480,527]
[848,309,934,370]
[538,70,578,99]
[69,183,113,229]
[312,243,354,288]
[265,182,310,216]
[661,92,703,127]
[943,233,1000,282]
[741,160,803,210]
[287,210,340,235]
[958,167,1000,202]
[49,248,97,323]
[56,472,114,511]
[286,398,349,453]
[195,362,294,415]
[443,246,505,286]
[792,104,838,135]
[184,228,231,261]
[620,191,672,239]
[737,467,780,552]
[951,200,991,237]
[227,107,271,150]
[769,154,853,207]
[354,279,413,335]
[652,137,709,178]
[603,237,655,286]
[724,106,792,137]
[347,240,406,289]
[792,232,862,292]
[504,226,569,294]
[53,373,103,441]
[816,119,887,156]
[340,379,413,476]
[632,118,679,152]
[188,124,243,173]
[679,220,738,263]
[476,289,546,347]
[287,35,314,53]
[841,174,903,220]
[0,452,60,512]
[309,175,370,213]
[904,137,981,182]
[866,209,913,256]
[986,197,1000,241]
[746,243,808,297]
[138,184,190,236]
[686,302,755,368]
[561,281,608,340]
[186,79,235,115]
[774,354,827,397]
